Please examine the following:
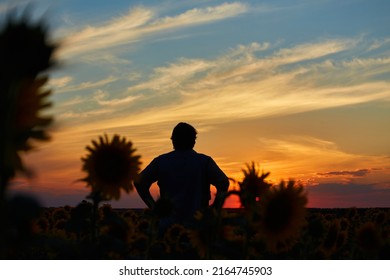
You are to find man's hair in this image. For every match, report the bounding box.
[171,122,197,150]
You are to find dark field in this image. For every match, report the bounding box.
[3,204,389,260]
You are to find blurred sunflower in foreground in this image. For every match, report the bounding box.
[2,77,53,180]
[81,134,141,201]
[255,180,307,252]
[0,13,57,198]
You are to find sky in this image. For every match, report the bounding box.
[3,0,390,208]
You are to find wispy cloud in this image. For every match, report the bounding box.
[127,39,357,96]
[128,58,215,92]
[60,37,390,132]
[58,108,113,120]
[367,37,390,51]
[54,75,118,93]
[131,41,385,119]
[93,89,140,106]
[49,76,73,88]
[58,3,248,58]
[149,2,247,28]
[317,169,371,177]
[58,7,153,57]
[57,96,86,107]
[272,39,357,65]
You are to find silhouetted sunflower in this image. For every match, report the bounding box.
[3,76,53,179]
[81,134,141,201]
[0,15,56,181]
[238,162,272,208]
[256,180,307,252]
[0,15,56,79]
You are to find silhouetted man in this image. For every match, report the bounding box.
[135,122,229,223]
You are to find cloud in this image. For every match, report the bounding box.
[128,57,215,92]
[272,39,357,65]
[60,37,390,133]
[150,2,247,28]
[80,52,132,65]
[125,39,357,95]
[93,89,140,106]
[54,75,118,93]
[58,7,153,57]
[57,108,113,120]
[317,169,371,177]
[57,96,86,107]
[132,46,387,122]
[58,3,248,58]
[367,38,390,51]
[49,76,73,88]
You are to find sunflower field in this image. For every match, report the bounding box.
[2,201,390,259]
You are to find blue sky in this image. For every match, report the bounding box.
[3,0,390,208]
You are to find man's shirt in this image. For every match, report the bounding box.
[137,149,229,220]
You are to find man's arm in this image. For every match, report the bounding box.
[211,181,229,210]
[134,181,155,209]
[134,159,158,209]
[207,158,229,209]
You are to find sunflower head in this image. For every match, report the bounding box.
[238,162,272,208]
[256,180,307,252]
[0,15,56,78]
[81,134,141,201]
[0,14,56,181]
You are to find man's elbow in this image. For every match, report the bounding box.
[134,180,148,196]
[133,180,141,192]
[218,178,230,192]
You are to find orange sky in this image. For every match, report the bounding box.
[11,111,390,208]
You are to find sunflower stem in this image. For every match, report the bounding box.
[92,203,97,243]
[91,196,100,244]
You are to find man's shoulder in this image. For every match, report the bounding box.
[190,151,214,165]
[194,152,212,160]
[156,151,176,159]
[156,150,212,161]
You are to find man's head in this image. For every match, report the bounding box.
[171,122,197,150]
